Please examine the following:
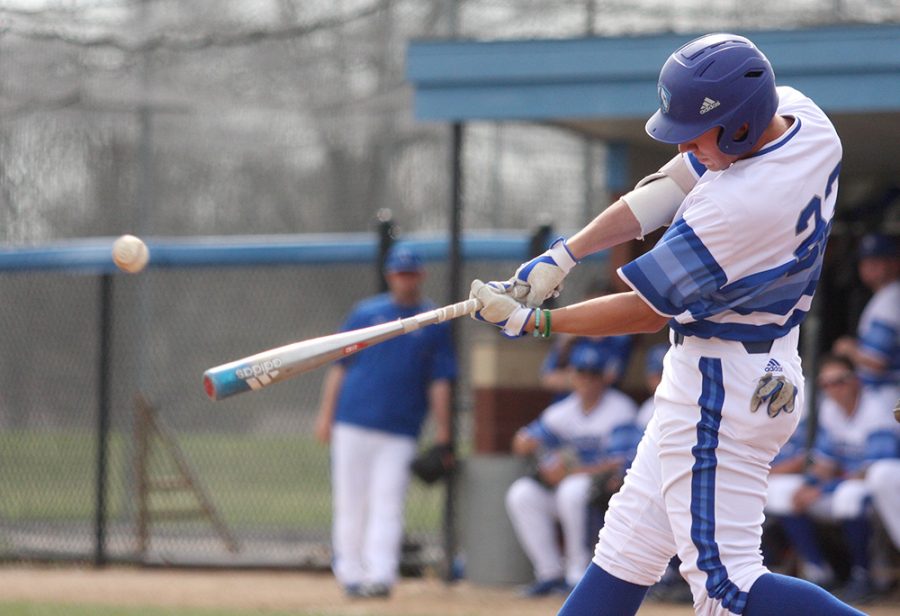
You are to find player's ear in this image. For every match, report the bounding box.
[730,122,750,143]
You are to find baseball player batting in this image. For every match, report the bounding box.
[469,34,865,616]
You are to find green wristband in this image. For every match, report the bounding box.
[532,309,541,338]
[542,309,552,338]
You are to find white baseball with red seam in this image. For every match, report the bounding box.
[112,234,149,274]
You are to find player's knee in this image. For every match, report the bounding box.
[555,475,590,509]
[765,473,805,515]
[832,479,867,519]
[866,459,900,495]
[505,477,536,514]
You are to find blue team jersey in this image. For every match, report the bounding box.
[856,280,900,387]
[335,293,457,438]
[619,88,842,343]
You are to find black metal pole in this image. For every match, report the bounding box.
[376,208,395,293]
[94,273,113,567]
[443,121,464,582]
[802,292,823,465]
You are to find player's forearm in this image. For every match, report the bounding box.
[542,292,669,337]
[316,365,345,421]
[579,458,624,476]
[854,349,889,375]
[566,199,642,260]
[428,379,453,445]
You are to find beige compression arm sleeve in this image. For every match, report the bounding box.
[621,154,699,238]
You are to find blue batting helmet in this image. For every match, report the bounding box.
[646,33,778,156]
[569,339,622,376]
[384,245,423,273]
[858,233,899,260]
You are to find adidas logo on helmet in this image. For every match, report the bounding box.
[699,97,721,115]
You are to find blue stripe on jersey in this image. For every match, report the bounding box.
[621,218,728,317]
[858,319,900,385]
[859,319,898,361]
[524,419,564,449]
[687,153,707,178]
[621,217,825,342]
[692,357,749,614]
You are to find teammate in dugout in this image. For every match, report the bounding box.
[832,233,900,394]
[314,245,457,599]
[764,354,900,602]
[468,33,866,615]
[506,339,640,597]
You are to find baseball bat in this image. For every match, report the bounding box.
[203,297,482,401]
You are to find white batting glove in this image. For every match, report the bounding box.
[512,237,578,308]
[469,279,534,338]
[750,375,797,418]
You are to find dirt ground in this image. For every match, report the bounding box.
[0,566,896,615]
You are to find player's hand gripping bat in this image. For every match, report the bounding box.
[203,298,482,401]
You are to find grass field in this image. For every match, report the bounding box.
[0,428,443,532]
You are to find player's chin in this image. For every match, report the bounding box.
[700,158,726,171]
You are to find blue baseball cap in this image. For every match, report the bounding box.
[384,245,423,273]
[645,343,669,376]
[570,340,619,375]
[858,234,898,260]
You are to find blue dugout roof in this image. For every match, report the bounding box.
[407,25,900,121]
[406,25,900,184]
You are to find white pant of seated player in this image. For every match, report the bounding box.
[767,473,878,521]
[865,458,900,549]
[331,422,416,588]
[506,473,593,587]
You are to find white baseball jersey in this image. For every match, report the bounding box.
[623,87,841,343]
[597,87,843,616]
[815,386,900,473]
[856,279,900,387]
[636,397,654,428]
[525,388,639,465]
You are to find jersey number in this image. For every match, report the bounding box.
[793,162,840,272]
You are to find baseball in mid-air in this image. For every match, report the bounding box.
[112,234,150,274]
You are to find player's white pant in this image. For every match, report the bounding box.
[764,474,806,516]
[765,474,869,520]
[506,473,593,586]
[330,422,416,588]
[866,458,900,549]
[593,330,804,616]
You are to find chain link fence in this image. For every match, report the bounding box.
[0,232,613,571]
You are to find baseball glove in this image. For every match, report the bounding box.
[410,444,455,484]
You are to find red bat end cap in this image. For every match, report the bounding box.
[203,375,216,400]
